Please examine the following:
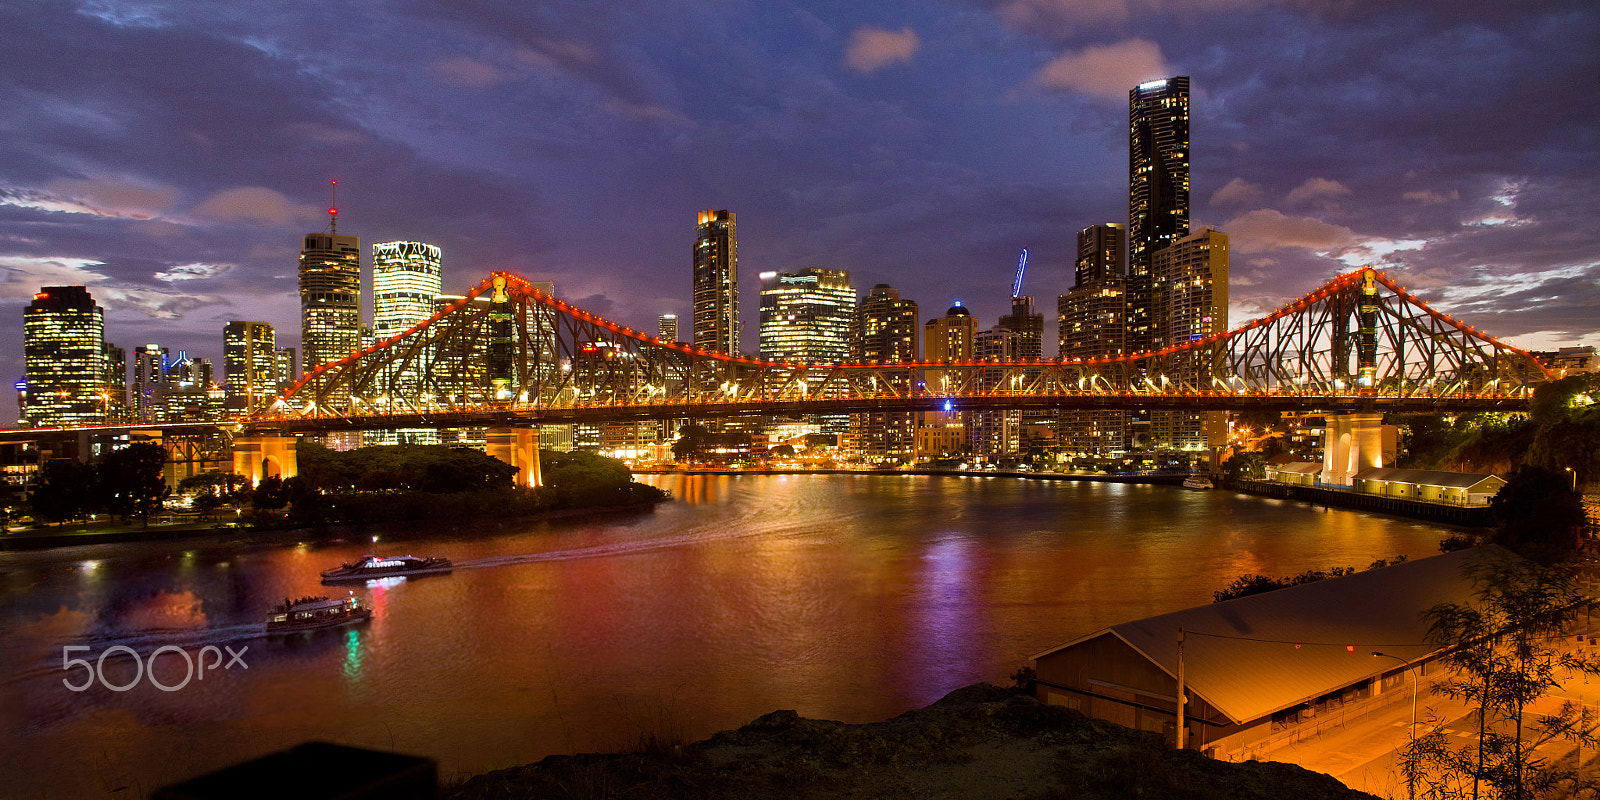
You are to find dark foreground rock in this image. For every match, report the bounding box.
[446,683,1377,800]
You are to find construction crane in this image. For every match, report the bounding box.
[1011,248,1029,299]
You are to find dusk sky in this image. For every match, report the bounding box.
[1,0,1596,424]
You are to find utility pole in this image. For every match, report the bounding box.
[1177,627,1187,749]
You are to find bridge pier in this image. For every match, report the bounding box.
[486,426,542,488]
[1322,413,1384,486]
[232,435,298,486]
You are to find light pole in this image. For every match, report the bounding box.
[1373,651,1417,800]
[1567,467,1578,493]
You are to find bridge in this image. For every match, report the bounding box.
[1,267,1553,488]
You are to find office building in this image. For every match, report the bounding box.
[658,314,678,343]
[1058,223,1129,454]
[299,229,362,400]
[692,210,738,356]
[758,268,855,363]
[1128,76,1190,355]
[972,326,1021,458]
[132,343,170,423]
[372,241,443,341]
[852,284,920,463]
[918,302,977,459]
[1150,228,1229,451]
[225,321,277,414]
[102,342,127,422]
[21,286,109,427]
[275,347,298,392]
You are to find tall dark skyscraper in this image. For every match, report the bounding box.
[692,209,738,356]
[852,284,919,464]
[1128,76,1190,355]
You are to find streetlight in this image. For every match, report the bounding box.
[1373,650,1417,800]
[1566,467,1578,493]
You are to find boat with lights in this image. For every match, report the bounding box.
[320,554,454,583]
[1182,476,1214,490]
[266,595,372,633]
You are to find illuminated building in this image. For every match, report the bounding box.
[132,343,170,423]
[758,268,854,362]
[102,342,127,422]
[1058,224,1129,454]
[369,241,443,445]
[224,321,277,414]
[692,209,738,357]
[1128,76,1190,355]
[299,230,361,401]
[1150,228,1229,451]
[918,303,977,459]
[852,284,919,463]
[275,347,297,392]
[21,286,109,427]
[372,241,442,340]
[658,314,678,343]
[972,326,1021,458]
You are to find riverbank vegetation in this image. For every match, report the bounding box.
[23,442,170,526]
[235,444,667,528]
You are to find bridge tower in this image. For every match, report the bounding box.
[489,274,514,401]
[486,426,541,487]
[1322,413,1385,486]
[232,435,298,485]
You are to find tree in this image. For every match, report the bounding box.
[98,443,170,526]
[27,459,100,524]
[251,474,292,510]
[1402,555,1600,800]
[1489,465,1586,565]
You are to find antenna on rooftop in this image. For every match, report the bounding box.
[329,179,339,234]
[1011,248,1029,299]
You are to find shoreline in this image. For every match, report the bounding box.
[0,496,668,552]
[638,466,1192,485]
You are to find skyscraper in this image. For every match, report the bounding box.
[132,343,169,423]
[852,284,919,463]
[1058,223,1130,454]
[1128,76,1190,355]
[21,286,108,427]
[372,241,443,340]
[918,303,977,459]
[299,231,362,383]
[658,314,678,343]
[757,268,855,363]
[692,210,738,356]
[224,321,277,414]
[1150,228,1229,451]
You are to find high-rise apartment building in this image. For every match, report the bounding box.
[658,314,678,343]
[692,210,738,356]
[225,321,277,414]
[972,326,1021,458]
[21,286,109,427]
[299,231,362,385]
[1059,223,1130,454]
[1128,76,1190,355]
[1150,228,1229,451]
[852,284,919,463]
[757,268,855,363]
[275,347,298,391]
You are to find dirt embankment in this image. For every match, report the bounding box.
[447,683,1376,800]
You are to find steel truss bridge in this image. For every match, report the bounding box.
[242,266,1547,434]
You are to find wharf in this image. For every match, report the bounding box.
[1234,479,1494,527]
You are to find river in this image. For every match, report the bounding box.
[0,474,1458,797]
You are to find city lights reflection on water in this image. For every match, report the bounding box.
[1,474,1455,797]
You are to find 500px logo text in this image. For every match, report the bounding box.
[62,645,248,692]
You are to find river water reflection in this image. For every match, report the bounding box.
[0,474,1456,796]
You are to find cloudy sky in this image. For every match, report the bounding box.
[1,0,1596,423]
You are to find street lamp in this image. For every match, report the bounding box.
[1566,467,1578,493]
[1373,650,1417,800]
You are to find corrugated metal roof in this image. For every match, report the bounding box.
[1268,461,1323,475]
[1353,467,1503,489]
[1033,547,1512,724]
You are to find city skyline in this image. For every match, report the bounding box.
[1,1,1596,428]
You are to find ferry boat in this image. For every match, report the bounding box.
[1182,475,1215,490]
[320,554,454,583]
[266,595,372,633]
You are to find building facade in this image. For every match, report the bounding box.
[918,303,978,459]
[692,210,738,357]
[21,286,109,427]
[224,321,277,414]
[757,268,855,363]
[1058,223,1129,454]
[1127,76,1190,356]
[852,284,920,463]
[1150,228,1229,451]
[299,231,362,395]
[132,343,170,423]
[658,314,678,343]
